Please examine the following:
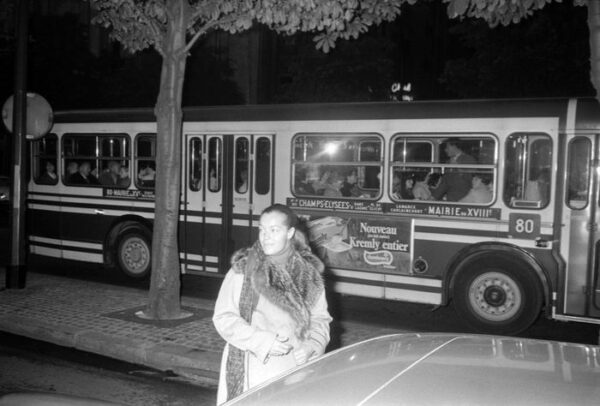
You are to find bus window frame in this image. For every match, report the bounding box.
[62,133,130,188]
[389,133,498,205]
[207,136,222,193]
[566,136,591,210]
[134,133,156,190]
[290,132,384,200]
[254,136,272,196]
[189,137,203,192]
[234,136,249,195]
[32,133,59,186]
[504,132,553,210]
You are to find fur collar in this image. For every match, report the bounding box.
[230,234,325,338]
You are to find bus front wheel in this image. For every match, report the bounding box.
[453,258,542,335]
[116,225,151,279]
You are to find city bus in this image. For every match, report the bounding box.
[26,97,600,335]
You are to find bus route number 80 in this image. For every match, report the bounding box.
[508,213,541,239]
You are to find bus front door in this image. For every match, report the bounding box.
[183,134,273,275]
[231,134,274,255]
[183,134,225,274]
[563,135,600,320]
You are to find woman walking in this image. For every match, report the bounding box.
[213,204,331,404]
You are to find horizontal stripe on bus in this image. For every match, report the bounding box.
[29,245,103,263]
[30,245,62,259]
[29,235,103,251]
[330,268,441,287]
[28,204,228,224]
[29,241,102,255]
[414,225,553,240]
[63,250,104,263]
[383,287,441,304]
[331,281,441,304]
[415,220,553,236]
[28,203,61,212]
[329,268,442,292]
[29,198,233,221]
[179,253,219,263]
[185,266,219,274]
[413,232,552,249]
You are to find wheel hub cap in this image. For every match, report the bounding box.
[483,285,506,307]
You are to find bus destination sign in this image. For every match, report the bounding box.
[103,188,155,200]
[288,198,500,219]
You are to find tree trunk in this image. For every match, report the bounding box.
[588,0,600,102]
[144,0,188,320]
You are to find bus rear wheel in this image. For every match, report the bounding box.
[453,257,542,335]
[116,225,151,279]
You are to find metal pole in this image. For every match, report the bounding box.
[6,0,29,289]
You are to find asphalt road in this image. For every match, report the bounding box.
[0,331,216,405]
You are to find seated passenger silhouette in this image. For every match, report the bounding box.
[70,161,99,185]
[432,138,476,201]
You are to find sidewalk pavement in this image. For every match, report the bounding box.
[0,266,404,387]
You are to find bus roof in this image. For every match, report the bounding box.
[53,97,600,130]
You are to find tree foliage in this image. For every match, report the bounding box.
[89,0,414,56]
[444,0,587,27]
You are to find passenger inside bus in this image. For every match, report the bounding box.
[236,169,248,193]
[118,166,130,187]
[138,164,156,187]
[38,161,58,185]
[391,172,414,200]
[459,173,493,204]
[412,172,433,200]
[340,170,361,197]
[208,168,218,191]
[524,169,550,206]
[65,161,79,183]
[294,165,316,195]
[99,161,122,186]
[322,171,344,197]
[312,167,333,195]
[70,161,100,185]
[431,138,476,201]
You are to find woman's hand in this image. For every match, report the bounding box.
[293,344,314,365]
[268,335,292,357]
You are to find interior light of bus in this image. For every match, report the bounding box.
[324,142,338,155]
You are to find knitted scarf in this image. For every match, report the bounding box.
[225,235,325,401]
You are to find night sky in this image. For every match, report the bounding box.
[0,1,594,110]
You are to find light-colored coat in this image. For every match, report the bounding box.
[213,268,331,405]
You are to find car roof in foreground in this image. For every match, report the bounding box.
[227,333,600,406]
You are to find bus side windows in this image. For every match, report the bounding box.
[235,138,248,194]
[33,134,58,185]
[207,137,222,192]
[137,161,156,188]
[566,137,590,210]
[504,133,552,209]
[62,134,130,188]
[293,164,376,198]
[136,134,156,189]
[390,136,496,205]
[189,138,202,192]
[292,134,382,199]
[255,137,271,195]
